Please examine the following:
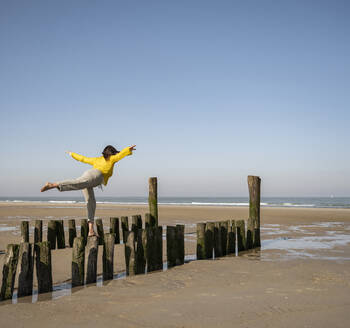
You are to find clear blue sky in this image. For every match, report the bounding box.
[1,0,349,197]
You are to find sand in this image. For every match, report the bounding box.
[0,202,350,327]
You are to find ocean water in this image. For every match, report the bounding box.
[0,196,349,209]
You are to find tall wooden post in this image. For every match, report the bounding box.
[56,220,65,249]
[20,221,29,243]
[0,244,19,300]
[205,222,215,259]
[80,219,88,246]
[95,218,105,245]
[35,241,53,293]
[34,220,42,243]
[103,233,115,281]
[148,177,158,226]
[85,236,98,284]
[72,237,85,287]
[248,175,261,247]
[121,216,129,243]
[110,217,120,244]
[17,242,33,297]
[236,220,246,252]
[47,220,56,250]
[196,223,206,260]
[68,219,77,248]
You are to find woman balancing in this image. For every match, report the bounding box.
[40,145,136,237]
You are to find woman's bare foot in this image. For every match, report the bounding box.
[40,182,58,192]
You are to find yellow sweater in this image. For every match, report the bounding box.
[70,147,132,185]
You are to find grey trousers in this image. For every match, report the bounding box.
[57,169,104,223]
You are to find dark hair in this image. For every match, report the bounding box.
[102,145,119,159]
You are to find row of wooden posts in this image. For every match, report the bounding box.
[1,175,261,302]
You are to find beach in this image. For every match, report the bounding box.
[0,202,350,327]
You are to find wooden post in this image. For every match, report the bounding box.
[220,221,229,256]
[145,213,156,228]
[144,227,156,272]
[72,237,85,287]
[214,222,222,258]
[95,218,105,245]
[205,222,215,259]
[227,220,236,254]
[80,219,88,246]
[196,222,206,260]
[236,220,246,252]
[248,175,261,247]
[0,244,19,300]
[110,217,120,244]
[175,224,185,265]
[121,216,129,243]
[155,226,163,270]
[56,220,65,249]
[35,241,53,293]
[135,229,146,274]
[125,231,136,276]
[20,221,29,243]
[103,233,115,281]
[68,219,77,248]
[34,220,42,243]
[47,220,56,250]
[132,215,142,235]
[17,242,33,297]
[85,236,98,284]
[148,177,158,226]
[166,226,176,268]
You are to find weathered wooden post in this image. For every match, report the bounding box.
[17,242,33,297]
[205,222,215,259]
[136,229,146,274]
[175,224,185,265]
[103,233,115,281]
[214,222,222,258]
[145,213,156,228]
[144,227,156,272]
[34,220,42,243]
[47,220,56,250]
[236,220,246,252]
[148,177,158,226]
[95,218,105,245]
[56,220,65,249]
[125,231,136,276]
[110,217,120,244]
[220,221,228,256]
[167,226,176,268]
[0,244,19,300]
[196,222,206,260]
[227,220,236,254]
[20,221,29,243]
[35,241,53,293]
[121,216,129,243]
[155,226,163,270]
[68,219,77,248]
[85,236,98,284]
[72,237,85,287]
[132,215,142,235]
[80,219,88,246]
[248,175,261,248]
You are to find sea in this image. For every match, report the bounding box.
[0,197,349,209]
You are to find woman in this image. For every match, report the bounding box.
[40,144,136,237]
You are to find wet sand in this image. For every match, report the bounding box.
[0,202,350,327]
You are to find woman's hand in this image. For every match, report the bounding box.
[129,145,136,151]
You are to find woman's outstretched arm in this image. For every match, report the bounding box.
[66,151,96,165]
[110,145,136,163]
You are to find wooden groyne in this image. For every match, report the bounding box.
[1,175,261,302]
